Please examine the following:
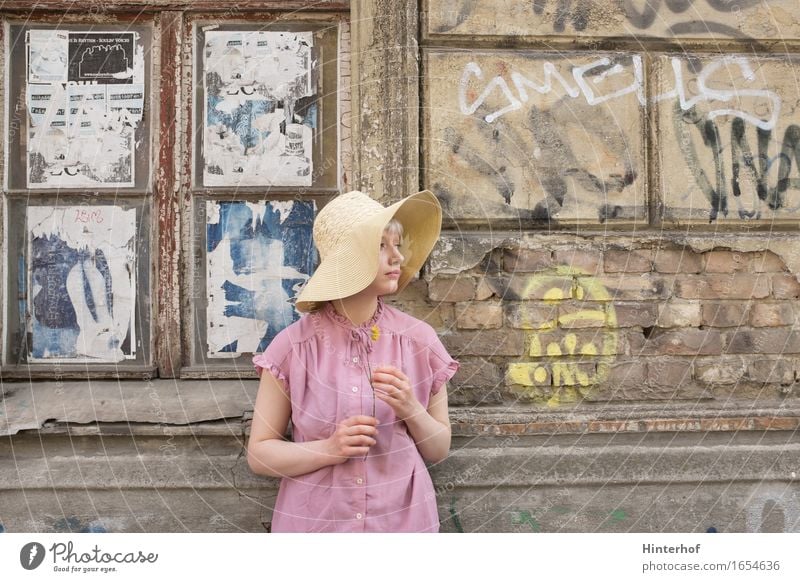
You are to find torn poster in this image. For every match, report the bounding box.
[67,33,136,84]
[27,205,137,363]
[25,30,145,188]
[203,31,317,187]
[27,30,68,83]
[206,200,316,357]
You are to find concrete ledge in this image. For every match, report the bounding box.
[2,428,799,532]
[1,379,259,436]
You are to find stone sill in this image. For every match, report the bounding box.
[3,379,800,437]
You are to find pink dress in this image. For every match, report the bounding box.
[252,297,459,532]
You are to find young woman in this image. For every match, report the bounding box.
[247,190,459,532]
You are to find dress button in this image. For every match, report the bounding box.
[352,386,359,392]
[356,478,363,484]
[352,356,359,363]
[356,513,363,520]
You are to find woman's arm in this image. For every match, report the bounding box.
[402,384,451,464]
[246,371,378,478]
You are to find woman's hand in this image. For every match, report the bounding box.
[371,365,424,421]
[325,415,378,463]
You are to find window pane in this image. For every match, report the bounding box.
[5,23,152,192]
[192,21,339,191]
[4,197,151,367]
[193,198,316,367]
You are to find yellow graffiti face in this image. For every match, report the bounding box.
[507,266,619,407]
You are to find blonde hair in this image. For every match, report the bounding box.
[385,218,404,238]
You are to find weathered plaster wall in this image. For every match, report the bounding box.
[5,0,800,534]
[416,0,800,531]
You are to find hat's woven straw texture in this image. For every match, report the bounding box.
[313,191,384,260]
[295,190,441,312]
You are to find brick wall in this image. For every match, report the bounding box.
[395,241,800,407]
[414,0,800,531]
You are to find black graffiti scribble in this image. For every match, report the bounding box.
[624,0,763,29]
[533,0,591,32]
[528,97,637,218]
[675,103,800,220]
[436,0,767,37]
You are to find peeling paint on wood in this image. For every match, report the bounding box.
[155,12,181,377]
[0,1,349,12]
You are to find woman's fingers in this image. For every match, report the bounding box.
[371,381,398,395]
[346,424,378,436]
[346,434,376,446]
[373,366,410,383]
[342,415,378,427]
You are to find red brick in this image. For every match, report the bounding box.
[700,302,750,327]
[451,358,502,389]
[551,362,597,386]
[750,303,796,327]
[506,362,551,388]
[486,274,573,301]
[527,329,622,357]
[505,302,558,329]
[656,302,701,328]
[695,357,747,385]
[653,248,703,274]
[674,274,770,300]
[723,328,800,354]
[474,276,495,300]
[442,329,527,357]
[503,248,551,272]
[612,303,658,328]
[589,275,669,300]
[772,274,800,299]
[749,359,794,384]
[428,276,476,302]
[639,328,723,356]
[393,277,428,301]
[703,250,749,273]
[558,301,607,328]
[389,301,455,329]
[626,330,647,354]
[455,301,503,329]
[448,385,504,406]
[647,360,693,389]
[603,361,647,388]
[751,251,787,273]
[553,249,602,275]
[586,360,675,401]
[471,248,503,274]
[604,249,654,273]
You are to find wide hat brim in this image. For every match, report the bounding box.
[295,190,442,312]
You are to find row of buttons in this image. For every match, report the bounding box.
[356,475,365,520]
[353,350,365,522]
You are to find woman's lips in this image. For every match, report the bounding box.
[386,270,401,279]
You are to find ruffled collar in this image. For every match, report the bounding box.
[323,296,385,330]
[322,298,386,354]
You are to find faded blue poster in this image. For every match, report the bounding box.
[203,31,317,187]
[206,200,316,357]
[27,206,137,362]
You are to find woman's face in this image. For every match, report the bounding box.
[364,228,405,297]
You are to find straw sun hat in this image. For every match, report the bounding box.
[295,190,442,313]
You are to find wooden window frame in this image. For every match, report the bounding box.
[0,0,421,381]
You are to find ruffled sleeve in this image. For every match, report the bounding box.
[427,332,460,396]
[252,328,293,393]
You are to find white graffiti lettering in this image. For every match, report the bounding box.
[460,55,781,130]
